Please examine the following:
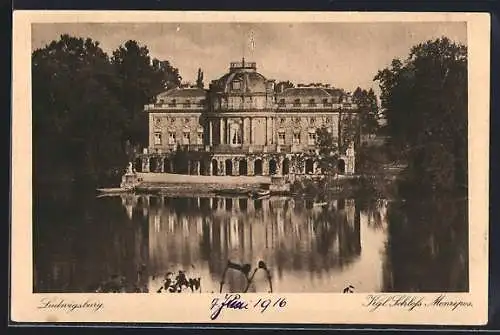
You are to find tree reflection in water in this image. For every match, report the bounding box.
[33,189,468,293]
[383,197,468,292]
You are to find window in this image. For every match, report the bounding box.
[278,132,285,145]
[197,132,203,144]
[183,132,190,144]
[280,118,286,125]
[278,98,285,107]
[232,81,241,90]
[198,99,205,106]
[183,100,191,108]
[293,133,301,145]
[154,132,162,145]
[310,117,316,125]
[308,99,316,107]
[169,99,177,107]
[293,99,301,107]
[168,132,176,144]
[308,132,316,145]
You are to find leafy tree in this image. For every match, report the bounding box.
[315,126,339,175]
[374,37,467,195]
[339,112,360,154]
[196,68,204,89]
[352,87,379,137]
[111,40,181,147]
[32,34,128,187]
[32,35,183,190]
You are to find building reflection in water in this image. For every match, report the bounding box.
[34,192,467,293]
[132,194,384,293]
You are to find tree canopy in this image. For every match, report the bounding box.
[352,87,379,136]
[32,34,182,189]
[374,37,467,195]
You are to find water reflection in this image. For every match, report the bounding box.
[33,193,467,293]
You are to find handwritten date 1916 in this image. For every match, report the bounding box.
[210,294,287,320]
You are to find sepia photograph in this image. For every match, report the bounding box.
[11,11,489,324]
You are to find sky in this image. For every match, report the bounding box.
[31,22,467,95]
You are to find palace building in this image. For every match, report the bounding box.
[135,59,358,177]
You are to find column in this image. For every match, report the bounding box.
[187,160,191,175]
[266,117,272,146]
[265,117,268,145]
[263,157,269,175]
[220,118,225,144]
[197,161,201,175]
[226,119,230,144]
[160,157,165,173]
[272,117,276,145]
[240,118,244,145]
[243,117,250,144]
[233,159,239,176]
[209,120,213,146]
[250,118,254,144]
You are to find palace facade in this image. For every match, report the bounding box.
[135,59,358,177]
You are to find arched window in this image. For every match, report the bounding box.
[225,159,233,176]
[269,159,277,175]
[305,159,314,174]
[254,159,263,175]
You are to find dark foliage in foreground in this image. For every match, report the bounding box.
[32,35,182,190]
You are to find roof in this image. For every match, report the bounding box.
[157,87,207,99]
[211,64,269,94]
[278,87,332,98]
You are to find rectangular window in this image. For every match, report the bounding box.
[168,132,176,144]
[293,133,301,145]
[308,99,316,107]
[232,81,241,90]
[154,132,162,145]
[183,132,190,144]
[197,132,203,145]
[278,99,285,107]
[308,132,316,145]
[169,99,177,107]
[278,132,285,145]
[183,100,191,108]
[293,99,301,107]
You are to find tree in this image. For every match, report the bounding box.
[352,87,379,137]
[339,112,360,154]
[196,68,204,89]
[315,126,339,175]
[32,34,128,187]
[374,37,467,194]
[111,40,181,147]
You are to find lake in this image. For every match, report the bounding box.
[33,191,469,293]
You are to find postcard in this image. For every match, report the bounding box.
[11,11,490,325]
